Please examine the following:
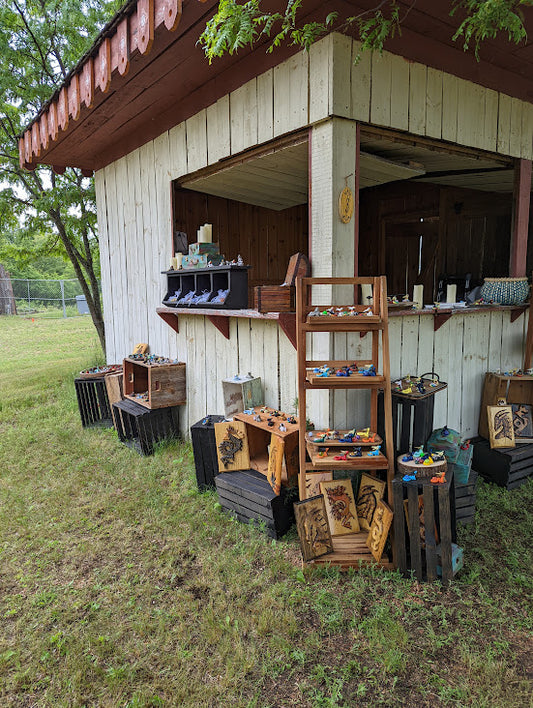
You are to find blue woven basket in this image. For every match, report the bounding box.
[480,277,529,305]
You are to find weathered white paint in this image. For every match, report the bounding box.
[96,35,532,438]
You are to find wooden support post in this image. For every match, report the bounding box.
[509,158,532,277]
[354,123,360,301]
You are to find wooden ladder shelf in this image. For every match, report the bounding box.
[295,276,396,569]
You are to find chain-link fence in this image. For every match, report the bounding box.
[0,278,91,318]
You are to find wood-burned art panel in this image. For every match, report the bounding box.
[172,186,308,300]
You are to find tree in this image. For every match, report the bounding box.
[199,0,532,62]
[0,0,121,355]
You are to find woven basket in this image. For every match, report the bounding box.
[480,277,529,305]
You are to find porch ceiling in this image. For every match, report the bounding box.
[181,141,426,210]
[181,130,525,211]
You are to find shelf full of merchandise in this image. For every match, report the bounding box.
[295,276,396,569]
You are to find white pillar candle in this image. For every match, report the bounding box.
[413,284,424,309]
[197,228,203,242]
[203,223,213,242]
[361,284,373,305]
[176,252,183,269]
[446,284,457,303]
[171,257,178,270]
[199,226,209,243]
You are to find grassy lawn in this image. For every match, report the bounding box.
[0,316,531,707]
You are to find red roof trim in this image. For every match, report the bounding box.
[19,0,185,169]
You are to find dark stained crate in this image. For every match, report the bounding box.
[472,439,533,490]
[215,468,295,539]
[254,285,295,313]
[113,398,179,455]
[455,469,478,525]
[75,377,113,428]
[190,415,225,490]
[392,471,458,584]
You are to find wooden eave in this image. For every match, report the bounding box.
[20,0,533,173]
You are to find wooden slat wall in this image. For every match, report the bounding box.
[96,34,532,436]
[328,36,533,160]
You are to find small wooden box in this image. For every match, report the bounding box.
[254,285,295,313]
[222,376,263,417]
[123,358,186,409]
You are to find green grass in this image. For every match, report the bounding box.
[0,316,532,707]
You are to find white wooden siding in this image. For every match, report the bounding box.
[96,34,532,437]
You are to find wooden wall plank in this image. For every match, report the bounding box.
[445,316,465,432]
[487,310,504,373]
[399,316,419,375]
[389,53,409,132]
[153,131,174,356]
[207,96,230,166]
[416,315,434,376]
[127,149,150,347]
[441,73,458,143]
[103,162,120,363]
[94,168,115,362]
[501,310,525,371]
[408,62,427,136]
[425,68,443,139]
[510,97,524,157]
[497,93,512,154]
[230,79,258,155]
[483,88,499,153]
[112,157,131,358]
[185,109,207,173]
[139,140,162,353]
[274,52,309,137]
[289,51,309,134]
[371,52,392,127]
[461,311,490,438]
[330,33,351,119]
[257,70,274,143]
[520,101,533,160]
[350,40,371,123]
[309,35,330,123]
[168,121,187,180]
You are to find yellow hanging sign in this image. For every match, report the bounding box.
[338,186,354,223]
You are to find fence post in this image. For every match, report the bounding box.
[60,280,67,318]
[27,279,30,314]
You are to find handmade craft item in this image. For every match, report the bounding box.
[214,421,250,471]
[294,495,333,562]
[366,500,393,562]
[487,405,515,449]
[356,473,386,531]
[305,472,333,498]
[319,479,360,535]
[511,403,533,440]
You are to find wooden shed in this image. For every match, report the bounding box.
[21,0,533,439]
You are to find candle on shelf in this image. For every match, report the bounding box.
[171,257,178,270]
[361,284,373,305]
[446,284,457,304]
[203,223,213,242]
[197,228,203,242]
[176,252,183,269]
[413,284,424,309]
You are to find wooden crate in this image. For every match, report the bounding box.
[123,358,186,409]
[254,285,295,313]
[113,398,179,455]
[74,377,113,428]
[455,469,478,525]
[215,468,295,539]
[190,415,225,490]
[222,376,263,417]
[479,372,533,439]
[472,439,533,489]
[105,371,124,429]
[392,472,457,583]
